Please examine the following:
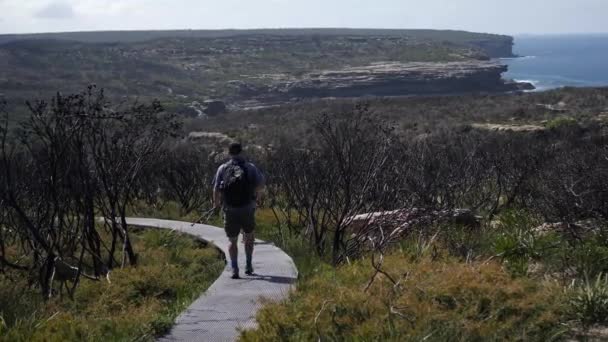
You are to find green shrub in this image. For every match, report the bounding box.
[492,210,551,276]
[569,239,608,279]
[568,273,608,326]
[545,116,579,129]
[437,223,498,261]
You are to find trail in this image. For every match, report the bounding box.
[125,218,298,342]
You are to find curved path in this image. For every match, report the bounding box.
[125,218,298,342]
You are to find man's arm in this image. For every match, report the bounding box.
[213,188,222,209]
[255,185,265,205]
[252,164,266,204]
[212,165,224,209]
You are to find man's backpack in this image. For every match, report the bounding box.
[221,160,252,207]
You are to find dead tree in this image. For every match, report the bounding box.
[87,93,180,268]
[0,92,100,297]
[158,143,216,215]
[0,87,179,297]
[269,105,398,263]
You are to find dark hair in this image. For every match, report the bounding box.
[229,142,243,155]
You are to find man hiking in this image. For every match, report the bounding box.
[212,143,265,279]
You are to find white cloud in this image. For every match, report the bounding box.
[35,1,75,19]
[74,0,149,16]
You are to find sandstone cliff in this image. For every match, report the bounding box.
[234,61,532,106]
[467,37,515,57]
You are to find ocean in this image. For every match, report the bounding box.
[501,34,608,91]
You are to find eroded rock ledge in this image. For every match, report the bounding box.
[235,61,533,107]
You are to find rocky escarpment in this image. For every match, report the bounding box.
[467,37,515,58]
[238,61,532,104]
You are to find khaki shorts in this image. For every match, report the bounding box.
[223,206,256,238]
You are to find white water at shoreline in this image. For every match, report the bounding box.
[502,35,608,91]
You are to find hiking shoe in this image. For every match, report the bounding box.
[245,264,254,276]
[231,268,240,279]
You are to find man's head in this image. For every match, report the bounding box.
[228,142,243,156]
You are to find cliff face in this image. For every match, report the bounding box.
[467,37,515,57]
[238,61,531,105]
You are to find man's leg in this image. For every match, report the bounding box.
[228,236,239,278]
[243,207,256,275]
[224,209,241,278]
[243,232,255,275]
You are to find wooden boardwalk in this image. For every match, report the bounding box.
[125,218,298,342]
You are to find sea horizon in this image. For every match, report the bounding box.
[502,34,608,91]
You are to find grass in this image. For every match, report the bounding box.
[240,252,567,341]
[129,200,204,223]
[127,202,608,339]
[239,208,608,340]
[0,228,224,341]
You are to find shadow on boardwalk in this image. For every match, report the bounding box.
[243,274,297,285]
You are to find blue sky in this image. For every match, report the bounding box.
[1,0,607,35]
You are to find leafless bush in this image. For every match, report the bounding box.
[158,143,217,214]
[531,126,608,224]
[0,87,179,297]
[267,105,399,263]
[267,103,607,264]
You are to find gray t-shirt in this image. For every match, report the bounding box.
[213,156,265,209]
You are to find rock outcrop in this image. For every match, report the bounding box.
[467,37,516,58]
[253,61,533,101]
[471,123,546,133]
[533,219,606,239]
[345,208,481,236]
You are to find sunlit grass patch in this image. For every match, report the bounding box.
[0,229,224,341]
[241,252,567,341]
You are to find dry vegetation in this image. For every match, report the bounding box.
[0,229,223,341]
[194,86,608,145]
[241,254,565,341]
[229,92,606,340]
[0,89,224,340]
[1,86,607,340]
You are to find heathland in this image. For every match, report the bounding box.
[0,28,516,113]
[1,28,607,341]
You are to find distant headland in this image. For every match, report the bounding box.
[0,28,528,110]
